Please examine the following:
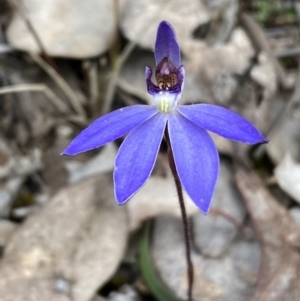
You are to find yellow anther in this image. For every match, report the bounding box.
[160,98,169,112]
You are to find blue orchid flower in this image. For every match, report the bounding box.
[62,21,267,214]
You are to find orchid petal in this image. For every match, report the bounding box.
[62,105,157,155]
[168,113,219,214]
[155,21,181,68]
[145,66,160,96]
[114,113,167,205]
[178,104,267,144]
[178,65,185,91]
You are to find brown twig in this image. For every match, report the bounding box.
[0,83,70,114]
[102,41,136,114]
[9,0,57,69]
[9,0,86,118]
[210,208,251,237]
[235,168,300,301]
[30,53,85,117]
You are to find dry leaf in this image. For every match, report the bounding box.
[235,169,300,301]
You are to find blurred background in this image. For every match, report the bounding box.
[0,0,300,300]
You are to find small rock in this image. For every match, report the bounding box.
[275,153,300,204]
[0,43,12,53]
[6,0,117,58]
[289,207,300,227]
[193,161,246,257]
[54,277,72,296]
[121,0,210,51]
[35,193,50,205]
[266,101,300,165]
[0,178,23,218]
[152,216,259,301]
[0,174,129,301]
[108,285,139,301]
[128,174,199,231]
[65,143,117,184]
[229,239,260,285]
[91,296,107,301]
[0,219,17,246]
[0,148,42,179]
[11,206,37,219]
[251,52,277,101]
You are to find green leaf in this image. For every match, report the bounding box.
[138,222,182,301]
